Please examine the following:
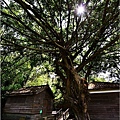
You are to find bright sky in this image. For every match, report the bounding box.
[4,0,10,4]
[76,5,85,15]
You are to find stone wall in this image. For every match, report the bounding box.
[88,92,119,120]
[2,113,42,120]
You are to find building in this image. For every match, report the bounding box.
[3,85,54,120]
[88,82,120,120]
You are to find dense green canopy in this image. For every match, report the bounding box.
[1,0,119,87]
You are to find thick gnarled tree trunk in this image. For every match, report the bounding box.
[56,55,90,119]
[64,71,90,120]
[55,50,90,120]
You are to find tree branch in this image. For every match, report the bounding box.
[14,0,60,41]
[2,38,59,53]
[76,35,119,72]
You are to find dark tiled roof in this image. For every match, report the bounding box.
[8,83,119,96]
[8,85,54,97]
[88,82,119,90]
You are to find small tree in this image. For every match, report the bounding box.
[1,0,119,119]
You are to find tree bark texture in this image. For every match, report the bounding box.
[64,71,90,120]
[57,51,91,120]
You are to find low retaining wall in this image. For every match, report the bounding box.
[2,113,43,120]
[88,92,119,120]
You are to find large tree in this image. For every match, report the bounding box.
[1,0,119,119]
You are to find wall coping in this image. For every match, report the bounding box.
[89,89,120,94]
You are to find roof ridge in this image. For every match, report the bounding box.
[7,85,52,96]
[88,82,119,90]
